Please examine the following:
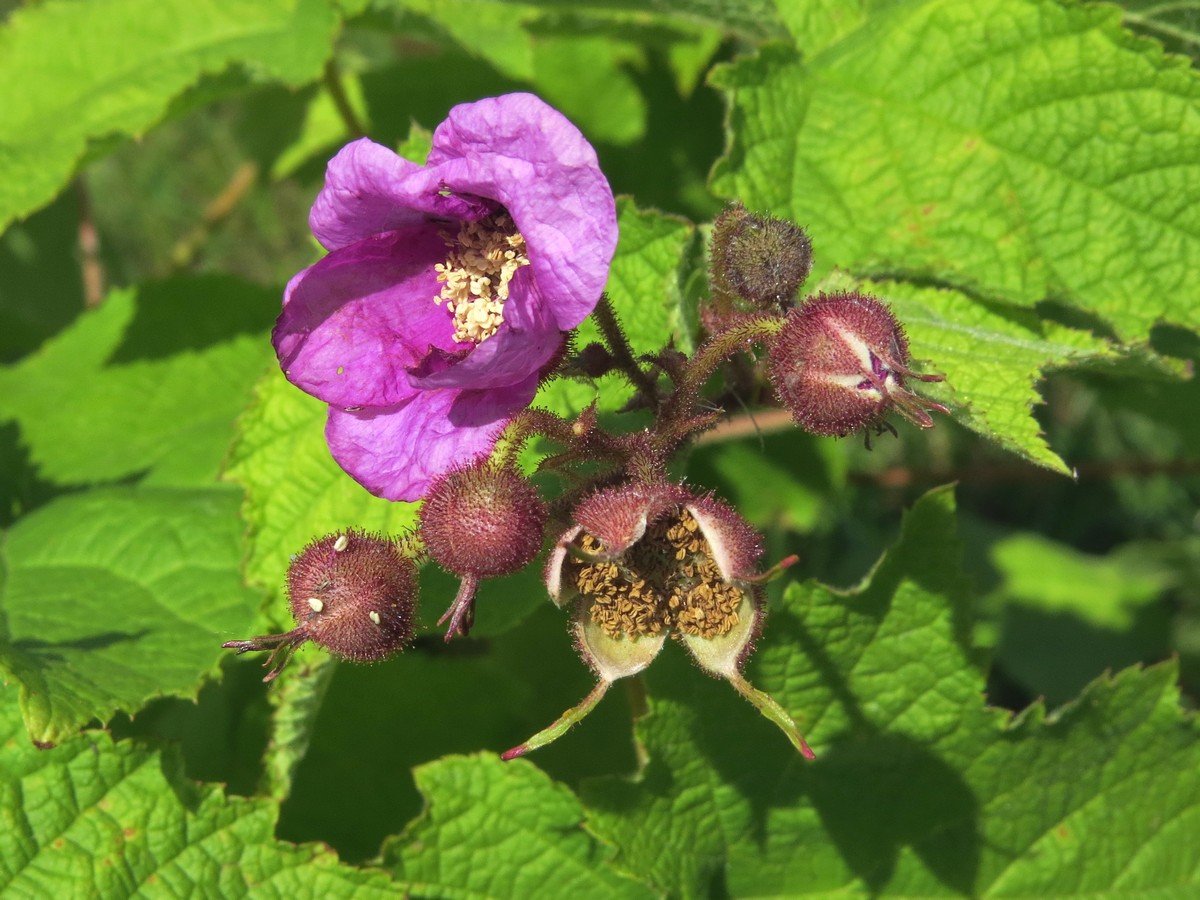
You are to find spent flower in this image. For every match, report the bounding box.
[274,93,617,501]
[505,481,814,759]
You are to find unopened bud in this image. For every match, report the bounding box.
[710,202,813,308]
[768,291,949,440]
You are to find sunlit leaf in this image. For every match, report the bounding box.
[0,487,260,746]
[0,0,338,231]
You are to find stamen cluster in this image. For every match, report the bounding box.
[435,213,530,344]
[570,509,743,641]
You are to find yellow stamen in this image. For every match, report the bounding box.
[433,213,530,344]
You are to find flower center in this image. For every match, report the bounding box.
[434,213,530,344]
[569,508,744,641]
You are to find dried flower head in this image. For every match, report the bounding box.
[505,482,814,759]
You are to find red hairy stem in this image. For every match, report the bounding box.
[653,313,785,452]
[592,293,661,405]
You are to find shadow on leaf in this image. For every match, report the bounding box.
[107,275,277,363]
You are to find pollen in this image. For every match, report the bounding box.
[434,213,530,344]
[569,508,743,641]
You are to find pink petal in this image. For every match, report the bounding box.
[309,139,482,252]
[324,374,541,502]
[274,229,463,409]
[426,94,617,330]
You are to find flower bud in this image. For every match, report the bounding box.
[224,529,418,681]
[768,291,949,439]
[420,462,548,639]
[420,463,547,579]
[709,202,813,308]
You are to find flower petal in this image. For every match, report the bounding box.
[275,229,462,409]
[545,524,584,608]
[308,139,478,251]
[427,93,617,330]
[325,374,541,502]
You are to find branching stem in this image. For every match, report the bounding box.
[593,293,661,403]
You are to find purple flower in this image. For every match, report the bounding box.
[274,93,618,501]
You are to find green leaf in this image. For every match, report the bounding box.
[0,486,261,746]
[599,198,696,355]
[0,0,338,232]
[581,486,1200,896]
[711,0,1200,341]
[687,430,847,533]
[0,690,401,897]
[775,0,879,51]
[727,663,1200,897]
[455,0,778,43]
[387,0,647,144]
[272,601,636,860]
[987,533,1173,707]
[992,533,1170,631]
[270,72,369,181]
[0,193,85,364]
[386,753,654,899]
[385,0,729,141]
[0,279,276,490]
[262,654,337,799]
[223,371,421,594]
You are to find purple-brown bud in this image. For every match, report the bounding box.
[420,462,548,640]
[224,529,418,681]
[710,203,813,308]
[768,291,949,439]
[420,463,547,579]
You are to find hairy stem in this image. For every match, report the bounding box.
[170,162,259,270]
[324,57,367,138]
[653,313,785,451]
[594,293,661,403]
[75,178,105,307]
